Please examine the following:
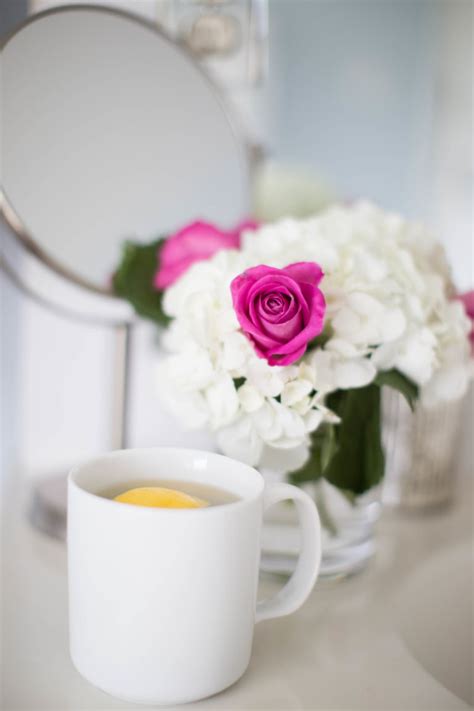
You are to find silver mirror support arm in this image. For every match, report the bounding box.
[0,253,133,450]
[1,253,136,537]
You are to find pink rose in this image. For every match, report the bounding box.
[154,219,259,290]
[457,290,474,354]
[231,262,326,366]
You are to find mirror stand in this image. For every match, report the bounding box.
[1,247,134,541]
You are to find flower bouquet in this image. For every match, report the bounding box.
[114,202,471,576]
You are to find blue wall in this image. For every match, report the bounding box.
[267,0,438,216]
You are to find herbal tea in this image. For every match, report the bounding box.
[100,479,239,508]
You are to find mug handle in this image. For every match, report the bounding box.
[256,483,321,623]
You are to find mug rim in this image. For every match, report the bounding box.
[68,447,265,515]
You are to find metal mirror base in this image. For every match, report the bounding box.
[29,474,67,541]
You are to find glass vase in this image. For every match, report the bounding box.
[261,474,381,581]
[312,479,381,579]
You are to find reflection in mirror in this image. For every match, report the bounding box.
[2,6,249,292]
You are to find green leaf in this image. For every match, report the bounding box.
[113,239,170,326]
[289,424,337,485]
[323,385,385,496]
[320,423,338,471]
[374,369,419,411]
[289,454,323,485]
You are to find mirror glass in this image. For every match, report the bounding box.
[1,7,249,291]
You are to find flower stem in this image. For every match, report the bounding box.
[314,481,339,537]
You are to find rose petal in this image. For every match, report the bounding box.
[260,307,303,341]
[161,222,237,268]
[267,343,307,366]
[248,274,310,322]
[262,293,285,312]
[232,219,259,238]
[155,256,196,289]
[237,264,282,282]
[156,220,242,289]
[261,293,289,316]
[235,309,282,350]
[267,287,326,358]
[284,262,324,287]
[257,290,299,324]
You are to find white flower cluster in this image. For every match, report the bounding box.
[157,202,471,470]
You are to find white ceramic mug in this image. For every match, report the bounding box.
[68,448,321,705]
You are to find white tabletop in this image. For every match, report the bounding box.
[2,465,472,710]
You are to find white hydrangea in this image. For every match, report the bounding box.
[156,202,471,467]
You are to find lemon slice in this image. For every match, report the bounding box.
[114,486,208,509]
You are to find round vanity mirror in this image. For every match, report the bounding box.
[1,5,249,293]
[1,5,250,539]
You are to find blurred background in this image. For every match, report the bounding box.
[1,0,472,482]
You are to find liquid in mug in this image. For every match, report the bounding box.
[100,479,239,507]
